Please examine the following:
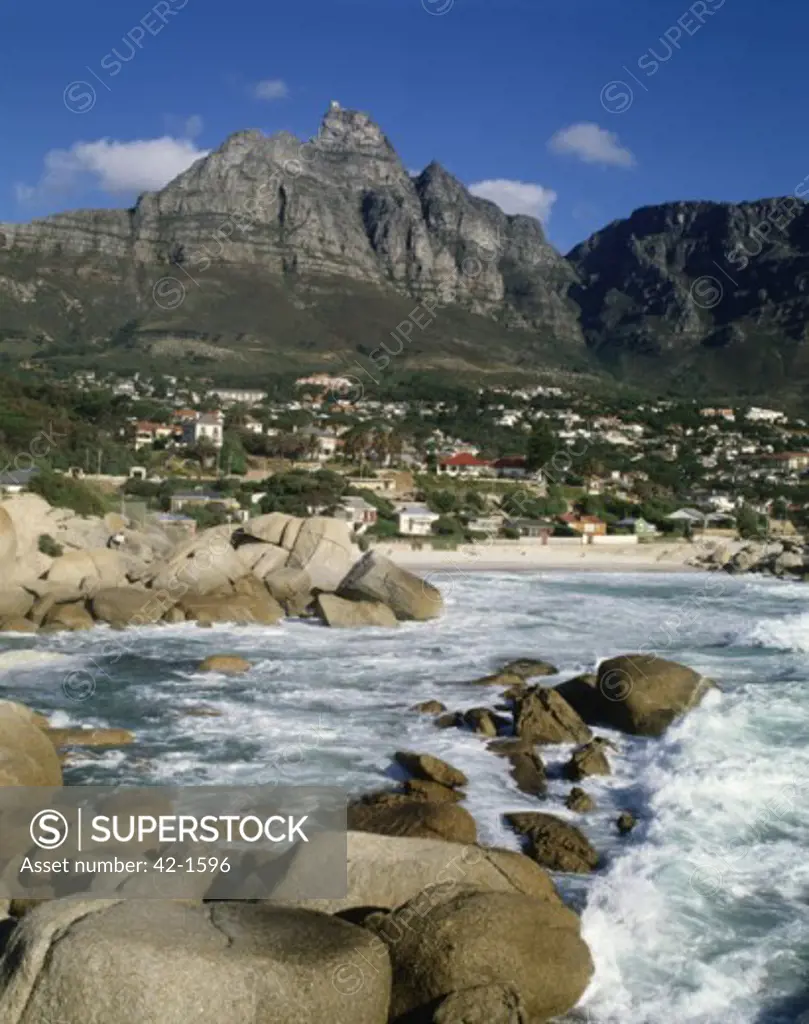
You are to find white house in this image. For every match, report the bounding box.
[209,388,267,406]
[334,496,378,529]
[314,431,341,460]
[183,411,224,449]
[397,505,439,536]
[437,453,493,478]
[746,407,785,423]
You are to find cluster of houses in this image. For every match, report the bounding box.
[134,410,226,451]
[44,370,809,540]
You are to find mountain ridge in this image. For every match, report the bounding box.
[2,104,809,398]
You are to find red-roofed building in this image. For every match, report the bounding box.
[559,513,607,536]
[134,421,173,450]
[437,452,493,478]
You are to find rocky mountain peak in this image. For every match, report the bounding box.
[318,102,393,156]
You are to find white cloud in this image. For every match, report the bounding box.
[469,179,558,223]
[548,122,635,168]
[252,78,289,101]
[16,136,209,202]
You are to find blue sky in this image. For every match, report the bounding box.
[2,0,808,252]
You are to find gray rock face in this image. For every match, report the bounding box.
[0,105,583,359]
[568,196,809,392]
[0,898,392,1024]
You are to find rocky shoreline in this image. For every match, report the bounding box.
[0,641,716,1022]
[690,537,809,581]
[0,494,443,635]
[0,493,723,1021]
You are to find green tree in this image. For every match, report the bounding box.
[525,420,557,473]
[29,471,109,517]
[431,515,463,536]
[427,489,458,515]
[737,503,766,539]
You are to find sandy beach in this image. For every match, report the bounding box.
[369,539,715,574]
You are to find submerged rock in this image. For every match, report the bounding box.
[563,739,612,781]
[409,699,447,715]
[197,655,251,674]
[565,787,596,813]
[499,658,559,679]
[45,727,134,748]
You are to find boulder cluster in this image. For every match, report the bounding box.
[0,645,716,1022]
[0,496,443,634]
[692,537,809,580]
[0,698,593,1024]
[0,494,721,1022]
[355,653,716,879]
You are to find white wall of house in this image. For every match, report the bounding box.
[398,511,438,535]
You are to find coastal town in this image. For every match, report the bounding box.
[4,368,807,548]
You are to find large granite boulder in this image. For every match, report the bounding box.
[179,583,284,626]
[242,512,298,546]
[296,831,563,915]
[41,599,94,631]
[0,899,391,1024]
[371,887,593,1023]
[432,984,528,1024]
[0,700,62,786]
[264,568,314,616]
[0,617,37,633]
[148,526,245,597]
[0,586,34,620]
[557,655,716,737]
[0,506,16,569]
[91,586,170,627]
[287,517,358,591]
[348,794,477,844]
[236,542,288,579]
[0,495,49,561]
[315,593,397,628]
[513,687,592,745]
[339,551,443,621]
[46,548,126,590]
[504,812,599,874]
